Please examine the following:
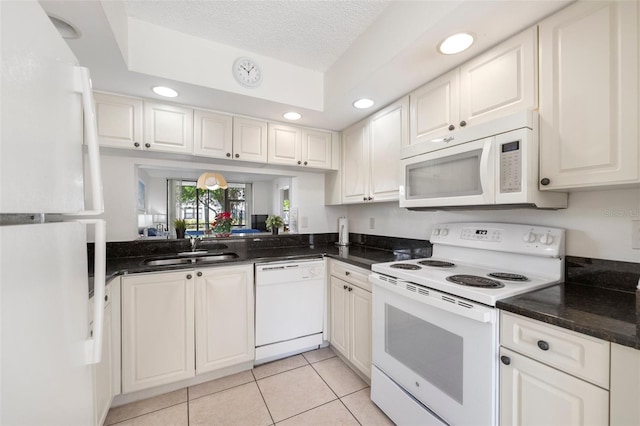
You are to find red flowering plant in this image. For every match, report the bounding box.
[211,211,233,236]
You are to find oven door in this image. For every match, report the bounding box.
[399,137,495,209]
[371,275,498,426]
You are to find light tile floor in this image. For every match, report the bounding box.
[105,347,394,426]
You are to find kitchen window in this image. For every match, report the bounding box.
[168,179,251,235]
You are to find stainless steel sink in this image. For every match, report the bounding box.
[176,250,208,256]
[142,253,239,266]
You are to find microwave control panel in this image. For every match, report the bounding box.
[499,140,522,193]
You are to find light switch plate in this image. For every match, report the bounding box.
[632,220,640,249]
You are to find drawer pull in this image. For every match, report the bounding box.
[345,271,350,276]
[500,355,511,365]
[537,340,550,351]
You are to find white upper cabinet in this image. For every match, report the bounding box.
[342,97,407,204]
[144,101,194,154]
[94,92,143,149]
[538,0,639,190]
[232,117,268,163]
[268,123,333,169]
[410,26,537,145]
[193,109,234,159]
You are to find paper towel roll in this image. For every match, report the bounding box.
[338,217,349,246]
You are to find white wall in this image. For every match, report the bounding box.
[252,181,273,214]
[346,188,640,263]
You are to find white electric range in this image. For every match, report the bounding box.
[369,222,565,426]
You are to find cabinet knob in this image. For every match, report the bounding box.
[104,295,108,302]
[186,274,192,280]
[348,287,353,292]
[363,197,368,201]
[134,142,140,148]
[460,120,467,127]
[367,197,373,201]
[345,271,350,276]
[298,161,302,165]
[226,153,231,158]
[537,340,550,351]
[343,285,348,290]
[500,355,511,365]
[304,161,308,166]
[540,178,550,186]
[145,143,151,148]
[448,124,455,131]
[197,271,203,277]
[235,153,240,158]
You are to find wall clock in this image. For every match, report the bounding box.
[232,57,262,88]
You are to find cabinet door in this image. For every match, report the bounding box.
[610,343,640,426]
[193,109,233,159]
[342,120,369,203]
[195,265,254,374]
[302,129,332,169]
[459,26,537,128]
[500,348,609,426]
[349,285,372,379]
[267,123,301,166]
[94,92,143,149]
[369,97,406,202]
[409,69,459,144]
[329,276,350,358]
[232,117,268,163]
[539,0,639,189]
[122,271,195,393]
[144,102,194,154]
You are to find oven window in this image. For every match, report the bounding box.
[406,149,482,199]
[385,304,463,403]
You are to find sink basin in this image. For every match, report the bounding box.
[196,253,239,263]
[143,253,239,267]
[143,258,195,266]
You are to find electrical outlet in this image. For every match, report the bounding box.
[369,217,375,230]
[632,220,640,249]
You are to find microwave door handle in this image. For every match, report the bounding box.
[479,138,495,202]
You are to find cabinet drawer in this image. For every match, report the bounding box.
[329,260,371,292]
[501,312,609,388]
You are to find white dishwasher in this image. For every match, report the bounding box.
[255,258,326,364]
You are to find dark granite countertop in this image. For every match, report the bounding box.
[94,233,431,295]
[497,257,640,350]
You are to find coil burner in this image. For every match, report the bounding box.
[418,260,455,268]
[446,275,505,288]
[487,272,529,281]
[389,263,422,270]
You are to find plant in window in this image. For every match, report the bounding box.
[266,215,284,235]
[173,218,187,239]
[212,211,233,237]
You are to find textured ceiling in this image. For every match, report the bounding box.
[124,0,391,71]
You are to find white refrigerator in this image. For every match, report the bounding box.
[0,1,106,425]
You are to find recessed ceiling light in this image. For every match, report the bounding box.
[152,86,178,97]
[283,112,302,120]
[438,33,475,55]
[353,98,374,109]
[48,15,81,39]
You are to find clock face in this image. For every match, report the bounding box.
[233,57,262,88]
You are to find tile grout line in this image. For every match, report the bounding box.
[187,378,256,403]
[272,398,343,424]
[252,368,276,425]
[107,399,187,426]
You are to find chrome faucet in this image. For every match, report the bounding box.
[190,236,202,252]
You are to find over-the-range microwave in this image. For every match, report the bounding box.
[399,110,567,210]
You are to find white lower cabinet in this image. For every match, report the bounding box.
[500,347,609,426]
[121,265,254,394]
[329,260,372,379]
[500,312,610,426]
[122,270,195,393]
[195,264,254,374]
[610,343,640,425]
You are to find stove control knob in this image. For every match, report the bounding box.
[433,228,441,236]
[440,228,449,236]
[538,233,554,245]
[523,231,537,243]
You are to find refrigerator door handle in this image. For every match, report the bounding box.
[73,66,104,215]
[80,219,106,365]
